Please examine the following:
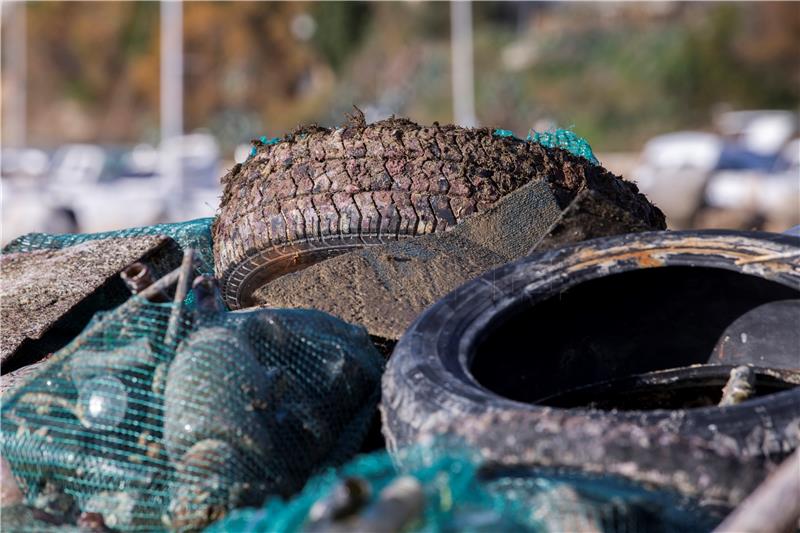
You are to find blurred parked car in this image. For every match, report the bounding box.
[1,134,222,244]
[44,143,168,232]
[715,110,797,156]
[704,139,800,230]
[0,148,50,180]
[634,110,799,229]
[633,132,721,228]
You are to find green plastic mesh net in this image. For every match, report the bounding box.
[1,278,384,531]
[527,129,599,164]
[493,128,599,164]
[2,218,216,277]
[208,444,721,532]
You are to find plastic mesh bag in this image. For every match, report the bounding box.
[1,278,384,532]
[209,444,722,533]
[206,446,508,533]
[2,218,215,277]
[492,128,599,164]
[527,129,599,164]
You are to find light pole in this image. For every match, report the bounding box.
[160,0,183,213]
[450,0,477,128]
[2,1,27,148]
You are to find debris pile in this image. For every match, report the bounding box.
[2,116,798,532]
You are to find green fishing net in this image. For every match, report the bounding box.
[1,281,384,531]
[493,128,599,164]
[527,129,599,164]
[2,219,216,277]
[208,444,721,533]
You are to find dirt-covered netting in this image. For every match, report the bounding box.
[207,444,722,532]
[1,291,384,531]
[2,218,215,277]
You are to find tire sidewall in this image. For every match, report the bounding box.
[383,230,800,460]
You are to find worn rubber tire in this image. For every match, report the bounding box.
[212,116,664,309]
[381,230,800,505]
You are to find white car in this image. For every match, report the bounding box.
[45,144,170,233]
[2,135,222,243]
[705,139,800,228]
[633,132,722,228]
[634,111,798,229]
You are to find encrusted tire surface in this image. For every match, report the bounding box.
[212,116,664,309]
[381,230,800,506]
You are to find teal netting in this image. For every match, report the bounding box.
[527,129,599,164]
[493,128,599,164]
[2,219,216,277]
[208,446,721,533]
[207,447,519,533]
[1,286,384,532]
[249,136,282,158]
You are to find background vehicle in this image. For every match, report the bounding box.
[634,111,799,230]
[703,138,800,231]
[1,134,222,243]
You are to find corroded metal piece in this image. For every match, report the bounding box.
[163,249,195,350]
[120,263,155,295]
[719,366,756,407]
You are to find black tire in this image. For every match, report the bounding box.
[382,230,800,505]
[212,115,664,309]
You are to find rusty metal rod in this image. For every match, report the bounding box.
[714,448,800,533]
[120,262,170,302]
[138,266,182,301]
[163,248,195,350]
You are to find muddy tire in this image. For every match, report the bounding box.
[381,230,800,505]
[212,115,664,309]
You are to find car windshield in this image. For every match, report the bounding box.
[98,147,158,183]
[716,143,782,172]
